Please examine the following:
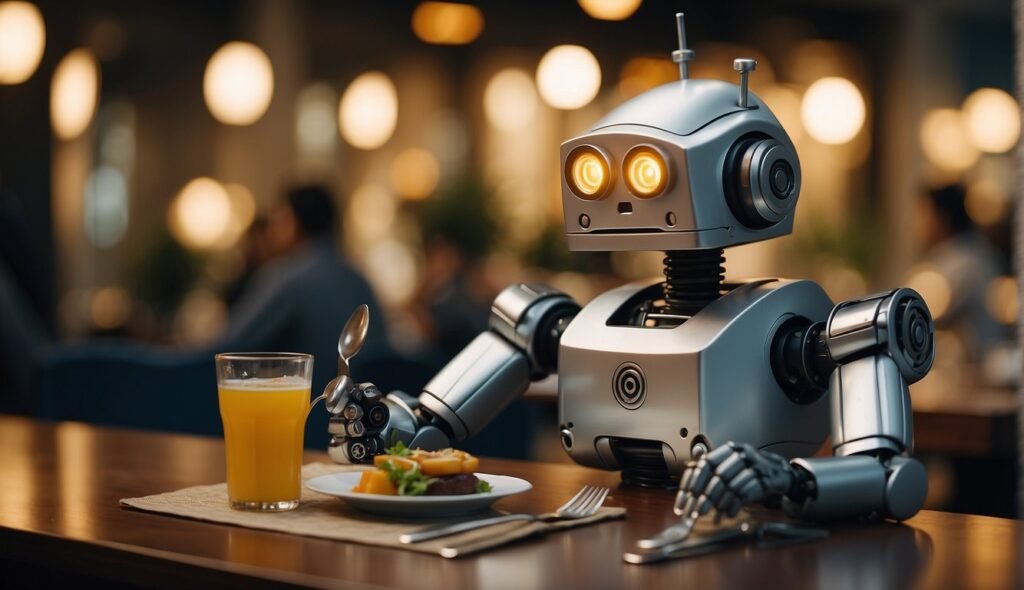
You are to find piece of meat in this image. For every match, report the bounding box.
[425,473,479,496]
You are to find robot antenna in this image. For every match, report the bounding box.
[671,13,695,80]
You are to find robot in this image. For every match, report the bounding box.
[322,13,935,529]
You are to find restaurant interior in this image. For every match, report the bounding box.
[0,0,1020,586]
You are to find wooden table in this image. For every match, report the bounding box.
[0,416,1020,589]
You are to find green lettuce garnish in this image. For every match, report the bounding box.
[378,458,434,496]
[475,479,493,494]
[385,440,412,457]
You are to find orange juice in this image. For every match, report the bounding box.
[218,378,310,507]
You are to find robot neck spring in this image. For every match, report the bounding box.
[662,249,725,317]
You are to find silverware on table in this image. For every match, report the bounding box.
[624,521,828,565]
[399,485,611,544]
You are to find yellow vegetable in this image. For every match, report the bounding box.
[418,455,463,476]
[353,470,374,492]
[362,469,397,495]
[373,455,418,471]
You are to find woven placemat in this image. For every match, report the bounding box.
[120,463,625,558]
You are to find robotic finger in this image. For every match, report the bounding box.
[328,433,385,464]
[667,442,800,542]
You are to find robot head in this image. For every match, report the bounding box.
[560,14,801,252]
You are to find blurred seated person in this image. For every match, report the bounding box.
[411,180,539,459]
[414,180,499,362]
[915,184,1009,362]
[37,185,400,446]
[223,215,271,309]
[221,185,391,389]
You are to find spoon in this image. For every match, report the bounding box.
[338,304,369,376]
[308,305,370,417]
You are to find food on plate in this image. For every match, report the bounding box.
[351,442,492,496]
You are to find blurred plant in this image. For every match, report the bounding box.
[523,222,611,275]
[417,177,500,262]
[128,228,201,317]
[792,206,883,277]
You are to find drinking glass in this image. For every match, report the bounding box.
[215,352,314,511]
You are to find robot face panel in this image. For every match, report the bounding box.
[560,79,801,252]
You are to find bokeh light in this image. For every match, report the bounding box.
[295,82,337,156]
[920,108,980,173]
[89,286,131,330]
[339,71,398,150]
[83,166,129,248]
[0,1,45,84]
[962,88,1019,154]
[759,84,804,142]
[536,45,601,110]
[168,177,232,251]
[984,276,1018,326]
[411,2,483,45]
[363,239,419,306]
[203,41,274,126]
[390,148,440,201]
[617,56,677,100]
[577,0,643,20]
[983,274,1015,325]
[484,68,538,132]
[801,77,865,145]
[218,182,256,249]
[346,184,396,243]
[174,289,227,344]
[905,266,951,320]
[51,48,100,140]
[965,178,1009,226]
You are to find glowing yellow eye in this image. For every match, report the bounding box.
[625,147,668,198]
[566,147,610,199]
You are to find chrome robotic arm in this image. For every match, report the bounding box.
[326,284,579,464]
[672,288,935,531]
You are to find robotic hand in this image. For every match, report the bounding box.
[668,288,935,538]
[325,284,580,465]
[674,442,800,526]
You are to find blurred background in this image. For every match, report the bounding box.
[0,0,1018,517]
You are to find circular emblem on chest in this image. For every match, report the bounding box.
[613,362,647,410]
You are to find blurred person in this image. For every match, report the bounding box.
[414,180,500,361]
[411,180,541,460]
[223,215,272,309]
[915,184,1009,362]
[220,185,391,390]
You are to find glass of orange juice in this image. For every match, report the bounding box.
[215,352,313,511]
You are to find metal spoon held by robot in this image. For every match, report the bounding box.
[309,304,369,417]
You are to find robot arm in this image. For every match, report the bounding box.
[326,284,579,464]
[673,288,935,529]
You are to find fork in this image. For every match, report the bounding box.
[399,485,611,544]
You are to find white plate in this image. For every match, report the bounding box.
[306,472,532,518]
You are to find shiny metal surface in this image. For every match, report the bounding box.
[337,304,369,376]
[783,456,887,521]
[829,355,913,456]
[733,59,756,107]
[884,456,929,521]
[489,283,580,376]
[419,331,532,440]
[558,278,833,476]
[400,485,610,544]
[560,88,798,251]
